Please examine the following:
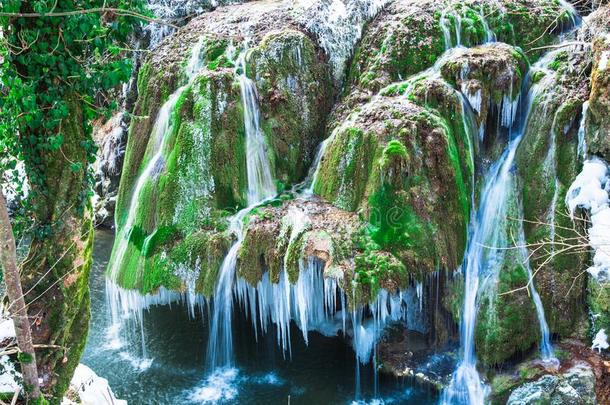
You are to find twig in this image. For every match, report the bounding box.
[527,41,590,53]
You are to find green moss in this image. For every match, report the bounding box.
[379,140,408,169]
[354,228,407,299]
[314,127,376,211]
[476,262,538,366]
[247,29,333,187]
[589,279,610,339]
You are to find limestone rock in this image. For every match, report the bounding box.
[507,363,597,405]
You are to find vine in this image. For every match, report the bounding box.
[0,0,148,236]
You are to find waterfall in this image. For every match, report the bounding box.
[236,53,277,205]
[441,28,585,400]
[206,48,277,370]
[440,5,495,50]
[205,214,245,370]
[440,9,461,49]
[108,38,205,281]
[441,70,537,405]
[516,225,557,363]
[103,38,206,367]
[577,101,589,161]
[441,139,524,405]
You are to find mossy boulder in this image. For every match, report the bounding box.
[111,2,333,294]
[346,0,573,100]
[313,95,472,279]
[440,44,526,131]
[237,197,370,303]
[247,29,333,186]
[315,43,528,289]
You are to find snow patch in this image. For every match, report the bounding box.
[63,364,126,405]
[0,356,19,394]
[592,329,609,352]
[566,158,610,281]
[599,51,608,71]
[0,316,16,342]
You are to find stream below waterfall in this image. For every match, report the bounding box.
[82,229,438,404]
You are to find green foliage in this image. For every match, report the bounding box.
[0,0,146,233]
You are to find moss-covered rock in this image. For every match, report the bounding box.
[237,197,369,302]
[587,27,610,161]
[111,2,333,294]
[316,43,528,293]
[346,0,573,101]
[314,94,472,279]
[515,43,591,339]
[247,29,333,186]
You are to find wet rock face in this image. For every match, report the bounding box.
[112,1,338,293]
[237,197,361,288]
[314,95,472,279]
[103,0,610,385]
[507,363,596,405]
[315,43,528,287]
[92,113,127,228]
[588,31,610,161]
[512,15,598,341]
[343,0,571,110]
[439,43,527,157]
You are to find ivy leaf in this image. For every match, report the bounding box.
[70,162,82,173]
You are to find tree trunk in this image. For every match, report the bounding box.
[21,96,93,400]
[0,191,41,400]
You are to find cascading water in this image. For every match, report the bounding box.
[237,52,277,205]
[206,47,277,371]
[516,223,556,363]
[577,101,589,161]
[441,136,525,405]
[105,38,206,366]
[441,33,582,403]
[108,38,205,281]
[440,9,462,49]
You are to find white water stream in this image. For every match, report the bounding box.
[206,47,277,370]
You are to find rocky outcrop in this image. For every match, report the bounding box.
[340,0,574,116]
[586,21,610,161]
[507,363,597,404]
[104,0,610,389]
[238,198,360,284]
[314,95,472,279]
[112,1,335,293]
[514,45,591,341]
[92,113,127,228]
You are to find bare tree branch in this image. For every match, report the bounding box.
[0,8,179,29]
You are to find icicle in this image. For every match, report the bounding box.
[415,281,423,311]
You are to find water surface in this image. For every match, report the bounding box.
[83,230,437,404]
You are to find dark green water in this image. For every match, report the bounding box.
[81,230,437,404]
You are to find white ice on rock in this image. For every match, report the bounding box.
[566,158,610,282]
[0,314,19,394]
[592,329,609,352]
[294,0,389,83]
[62,364,127,405]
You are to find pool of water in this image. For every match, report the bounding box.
[82,230,438,404]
